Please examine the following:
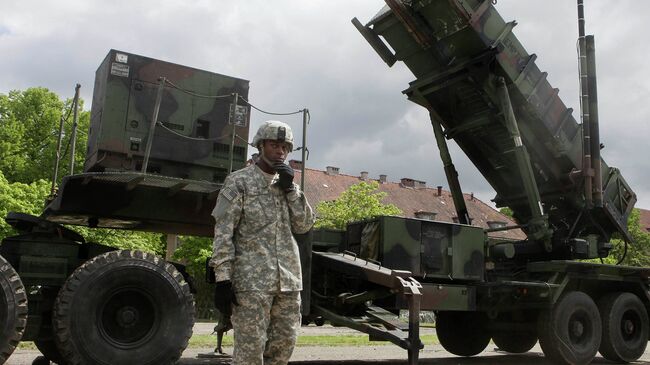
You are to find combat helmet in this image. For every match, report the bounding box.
[252,120,294,151]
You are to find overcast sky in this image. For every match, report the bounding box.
[1,1,649,209]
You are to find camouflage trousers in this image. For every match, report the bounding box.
[231,291,301,365]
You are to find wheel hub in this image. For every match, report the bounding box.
[623,319,635,335]
[571,320,585,338]
[116,306,139,328]
[99,288,157,348]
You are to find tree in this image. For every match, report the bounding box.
[172,236,212,277]
[499,207,514,219]
[603,209,650,267]
[75,227,166,256]
[0,87,164,253]
[0,87,89,184]
[315,181,402,230]
[0,170,50,239]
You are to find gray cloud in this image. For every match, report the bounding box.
[1,0,648,209]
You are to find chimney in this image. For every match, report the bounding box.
[470,192,474,201]
[360,171,368,180]
[379,174,387,183]
[289,159,303,170]
[487,221,507,229]
[414,211,437,221]
[326,166,340,176]
[437,186,443,196]
[400,178,415,188]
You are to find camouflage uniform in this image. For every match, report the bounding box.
[210,163,313,365]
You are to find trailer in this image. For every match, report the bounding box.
[1,1,648,365]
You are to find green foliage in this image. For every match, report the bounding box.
[499,207,514,219]
[315,181,402,230]
[0,87,164,255]
[605,209,650,266]
[73,226,166,256]
[172,236,212,277]
[0,87,89,184]
[0,170,50,239]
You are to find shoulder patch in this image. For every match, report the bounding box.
[221,186,239,202]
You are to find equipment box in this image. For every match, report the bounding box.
[345,216,485,281]
[85,49,251,182]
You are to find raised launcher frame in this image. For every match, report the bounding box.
[343,1,650,364]
[85,49,251,183]
[354,0,635,258]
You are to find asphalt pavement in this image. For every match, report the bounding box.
[6,323,650,364]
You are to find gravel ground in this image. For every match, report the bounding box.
[6,323,650,364]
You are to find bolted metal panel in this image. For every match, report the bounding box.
[341,216,484,281]
[85,49,251,183]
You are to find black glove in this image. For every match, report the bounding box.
[214,280,238,317]
[274,163,295,191]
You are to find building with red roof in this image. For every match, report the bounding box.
[289,160,525,240]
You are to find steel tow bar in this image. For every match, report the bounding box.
[398,276,424,365]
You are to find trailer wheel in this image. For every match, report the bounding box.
[0,254,28,364]
[538,291,601,365]
[53,250,195,365]
[34,287,66,364]
[492,330,537,353]
[598,292,648,363]
[34,340,66,364]
[436,311,490,356]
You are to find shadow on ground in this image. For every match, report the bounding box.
[177,353,649,365]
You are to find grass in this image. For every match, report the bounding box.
[18,334,439,350]
[189,334,438,348]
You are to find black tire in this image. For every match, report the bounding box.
[52,250,195,365]
[32,356,52,365]
[1,254,28,364]
[598,292,649,363]
[34,340,66,365]
[492,330,537,353]
[436,311,491,356]
[538,291,601,365]
[34,287,66,364]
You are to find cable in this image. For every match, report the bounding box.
[234,134,253,146]
[239,96,304,116]
[165,78,306,116]
[616,239,628,266]
[156,121,228,141]
[156,121,255,147]
[163,79,232,99]
[56,98,88,164]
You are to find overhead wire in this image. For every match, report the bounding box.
[155,121,255,147]
[239,96,305,116]
[163,79,232,99]
[154,81,306,147]
[145,79,307,156]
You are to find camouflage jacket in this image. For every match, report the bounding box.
[210,164,314,292]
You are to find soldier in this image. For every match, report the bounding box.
[210,120,314,365]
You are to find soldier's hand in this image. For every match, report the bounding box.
[214,280,238,317]
[275,163,295,191]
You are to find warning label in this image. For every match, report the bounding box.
[111,62,130,77]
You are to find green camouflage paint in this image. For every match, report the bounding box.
[86,49,251,182]
[356,0,635,260]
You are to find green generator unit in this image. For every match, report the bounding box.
[85,49,251,182]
